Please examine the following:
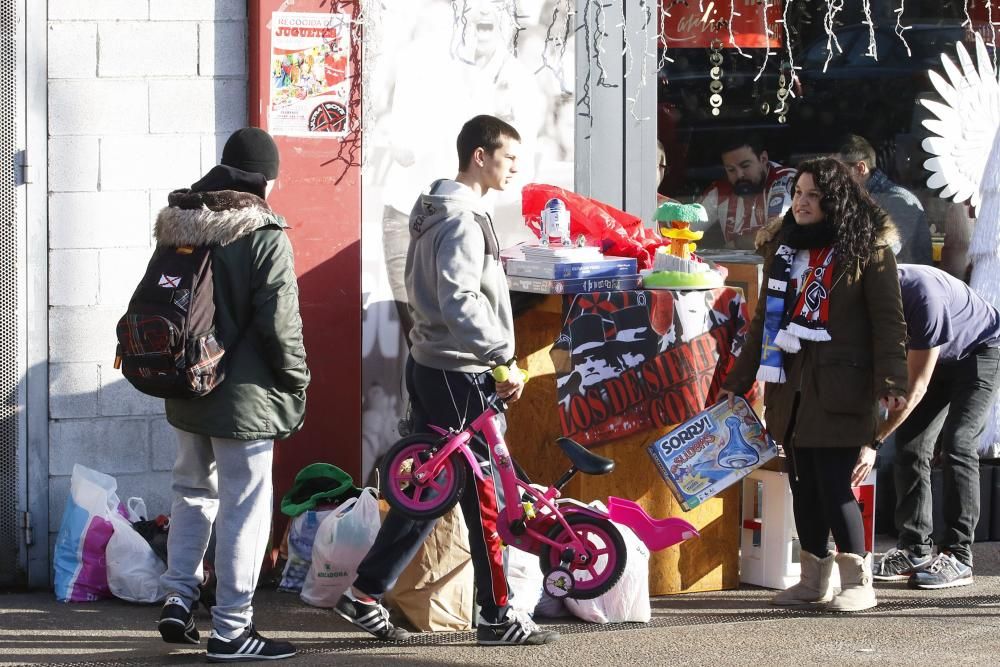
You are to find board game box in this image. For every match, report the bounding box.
[647,396,777,511]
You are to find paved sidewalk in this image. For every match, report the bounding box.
[2,541,999,667]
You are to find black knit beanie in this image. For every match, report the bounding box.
[221,127,280,180]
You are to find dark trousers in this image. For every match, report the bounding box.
[894,346,1000,567]
[788,446,867,557]
[353,357,510,623]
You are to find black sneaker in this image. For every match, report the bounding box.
[910,553,974,590]
[476,610,560,646]
[873,547,933,582]
[205,624,296,662]
[334,590,410,641]
[158,594,199,645]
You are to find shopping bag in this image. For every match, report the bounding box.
[506,546,544,618]
[279,508,334,592]
[53,464,126,602]
[106,511,166,603]
[565,519,651,623]
[300,490,380,608]
[385,504,474,631]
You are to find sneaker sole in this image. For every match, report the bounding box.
[872,573,913,582]
[913,576,974,590]
[206,651,296,662]
[158,618,199,645]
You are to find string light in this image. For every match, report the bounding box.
[862,0,878,61]
[962,0,972,28]
[728,0,752,59]
[894,1,911,58]
[754,0,774,82]
[594,1,615,89]
[535,0,574,95]
[657,0,673,69]
[777,0,799,98]
[822,0,845,74]
[988,1,998,70]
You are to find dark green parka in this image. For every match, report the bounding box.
[155,166,309,440]
[722,215,908,449]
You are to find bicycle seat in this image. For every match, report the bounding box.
[557,438,615,476]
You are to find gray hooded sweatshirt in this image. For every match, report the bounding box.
[404,179,515,372]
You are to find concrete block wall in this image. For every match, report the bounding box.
[46,0,249,536]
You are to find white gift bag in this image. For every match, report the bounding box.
[300,490,381,608]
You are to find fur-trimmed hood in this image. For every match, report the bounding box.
[155,188,286,247]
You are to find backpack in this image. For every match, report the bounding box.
[114,244,226,399]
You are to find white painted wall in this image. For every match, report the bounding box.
[45,0,248,542]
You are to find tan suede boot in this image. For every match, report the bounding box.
[826,552,877,612]
[771,550,835,606]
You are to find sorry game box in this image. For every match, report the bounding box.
[647,396,777,511]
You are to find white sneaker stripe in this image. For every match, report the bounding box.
[236,636,255,654]
[357,609,381,624]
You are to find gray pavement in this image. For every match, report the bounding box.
[2,538,999,667]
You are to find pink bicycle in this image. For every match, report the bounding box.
[380,366,700,600]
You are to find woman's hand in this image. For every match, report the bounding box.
[851,444,878,486]
[722,390,736,409]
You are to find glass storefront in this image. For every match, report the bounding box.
[657,0,986,276]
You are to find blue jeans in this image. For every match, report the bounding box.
[894,346,1000,567]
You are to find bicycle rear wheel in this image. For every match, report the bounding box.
[380,434,466,520]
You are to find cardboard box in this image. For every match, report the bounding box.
[647,396,777,511]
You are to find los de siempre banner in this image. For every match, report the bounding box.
[552,287,753,447]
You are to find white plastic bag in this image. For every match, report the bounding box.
[279,509,334,592]
[300,490,381,608]
[125,497,148,522]
[565,514,651,623]
[506,546,544,617]
[106,511,166,603]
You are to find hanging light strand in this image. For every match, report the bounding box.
[861,0,878,61]
[776,0,799,98]
[626,0,655,121]
[822,0,845,74]
[754,0,774,82]
[658,0,673,69]
[894,0,912,58]
[594,0,615,88]
[535,0,574,94]
[988,1,998,70]
[728,0,751,59]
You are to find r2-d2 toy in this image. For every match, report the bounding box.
[540,198,571,246]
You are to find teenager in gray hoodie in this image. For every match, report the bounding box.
[335,115,558,646]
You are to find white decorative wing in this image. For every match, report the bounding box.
[920,34,1000,209]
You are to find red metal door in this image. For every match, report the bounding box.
[249,1,362,543]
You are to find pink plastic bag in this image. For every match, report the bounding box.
[521,183,665,270]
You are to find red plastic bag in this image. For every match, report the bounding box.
[521,183,665,270]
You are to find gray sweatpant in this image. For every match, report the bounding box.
[159,428,274,636]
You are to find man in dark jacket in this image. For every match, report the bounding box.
[865,265,1000,589]
[155,128,309,662]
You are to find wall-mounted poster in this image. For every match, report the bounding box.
[269,11,351,137]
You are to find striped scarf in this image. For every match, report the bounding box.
[757,245,836,383]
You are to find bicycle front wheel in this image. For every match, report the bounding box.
[379,434,466,520]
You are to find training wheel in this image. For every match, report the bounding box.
[543,567,574,599]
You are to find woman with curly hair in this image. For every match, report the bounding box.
[723,157,908,612]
